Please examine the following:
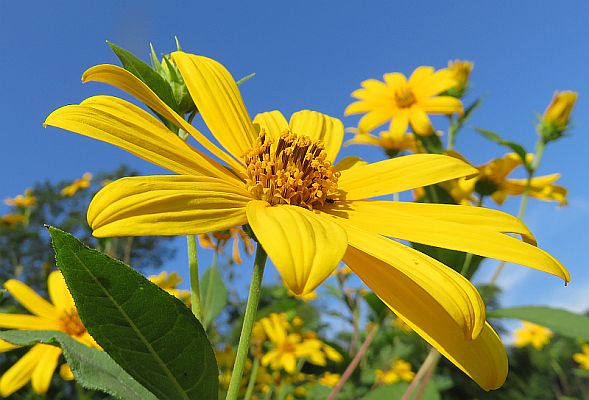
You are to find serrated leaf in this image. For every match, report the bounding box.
[48,227,218,400]
[0,330,156,400]
[489,306,589,340]
[200,266,228,329]
[107,41,177,111]
[475,128,529,169]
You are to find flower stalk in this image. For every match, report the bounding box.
[225,244,267,400]
[187,235,203,321]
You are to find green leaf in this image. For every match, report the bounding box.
[489,306,589,340]
[363,292,389,322]
[48,227,218,400]
[236,72,256,86]
[362,382,439,400]
[474,128,530,169]
[411,243,484,279]
[0,330,157,400]
[107,41,177,111]
[200,265,228,329]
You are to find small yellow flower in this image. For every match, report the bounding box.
[376,359,415,385]
[573,344,589,370]
[198,227,254,265]
[345,127,417,156]
[447,60,474,95]
[1,213,25,225]
[542,91,577,131]
[4,189,36,208]
[0,271,98,396]
[513,321,552,350]
[61,172,93,197]
[475,153,567,205]
[319,372,340,388]
[345,66,463,136]
[148,271,190,303]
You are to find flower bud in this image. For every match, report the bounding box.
[539,91,577,142]
[446,60,473,98]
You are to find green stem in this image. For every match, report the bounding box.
[489,139,546,285]
[401,348,441,400]
[225,245,267,400]
[243,358,260,400]
[460,252,474,278]
[187,235,202,321]
[447,115,457,150]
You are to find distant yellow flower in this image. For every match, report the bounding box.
[198,227,254,265]
[0,271,98,396]
[345,66,463,136]
[4,189,36,208]
[447,60,474,95]
[319,372,340,388]
[45,51,570,390]
[148,271,190,303]
[375,359,415,385]
[513,321,552,350]
[573,344,589,370]
[1,213,25,225]
[542,91,577,131]
[61,172,93,197]
[345,127,417,156]
[475,153,567,205]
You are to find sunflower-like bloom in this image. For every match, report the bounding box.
[447,60,474,96]
[375,359,415,385]
[61,172,93,197]
[45,52,570,390]
[4,189,37,208]
[345,127,417,156]
[475,153,567,205]
[344,66,463,136]
[513,321,553,350]
[319,372,340,388]
[0,271,98,396]
[573,344,589,370]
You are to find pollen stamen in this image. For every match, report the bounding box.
[244,132,339,210]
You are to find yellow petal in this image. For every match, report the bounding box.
[383,72,407,87]
[332,200,569,282]
[289,110,344,162]
[414,68,457,98]
[0,340,20,352]
[253,110,289,142]
[335,156,368,172]
[409,107,434,135]
[31,345,62,394]
[358,107,394,132]
[88,175,251,237]
[45,96,238,183]
[389,109,410,136]
[171,52,257,160]
[408,66,435,86]
[47,271,75,312]
[4,280,58,319]
[344,133,381,147]
[419,96,464,114]
[337,154,477,200]
[81,64,243,172]
[0,314,61,330]
[246,201,347,295]
[344,100,378,115]
[341,223,485,340]
[0,344,43,397]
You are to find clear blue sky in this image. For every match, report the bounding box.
[1,2,588,320]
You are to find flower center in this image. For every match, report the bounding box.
[394,85,416,108]
[243,132,339,210]
[60,309,87,337]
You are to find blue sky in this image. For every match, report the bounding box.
[1,1,588,324]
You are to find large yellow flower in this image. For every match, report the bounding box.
[344,66,463,135]
[0,271,98,396]
[45,52,570,390]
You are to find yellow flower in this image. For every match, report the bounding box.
[475,153,567,205]
[45,51,570,390]
[148,271,190,303]
[319,372,340,388]
[344,66,463,136]
[1,213,25,225]
[61,172,93,197]
[198,227,254,265]
[375,359,415,385]
[288,289,317,302]
[513,321,552,350]
[573,344,589,370]
[345,127,417,156]
[0,271,98,396]
[542,91,577,131]
[447,60,474,95]
[4,189,36,208]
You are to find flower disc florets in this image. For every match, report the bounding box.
[244,132,339,210]
[394,85,416,108]
[60,309,87,337]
